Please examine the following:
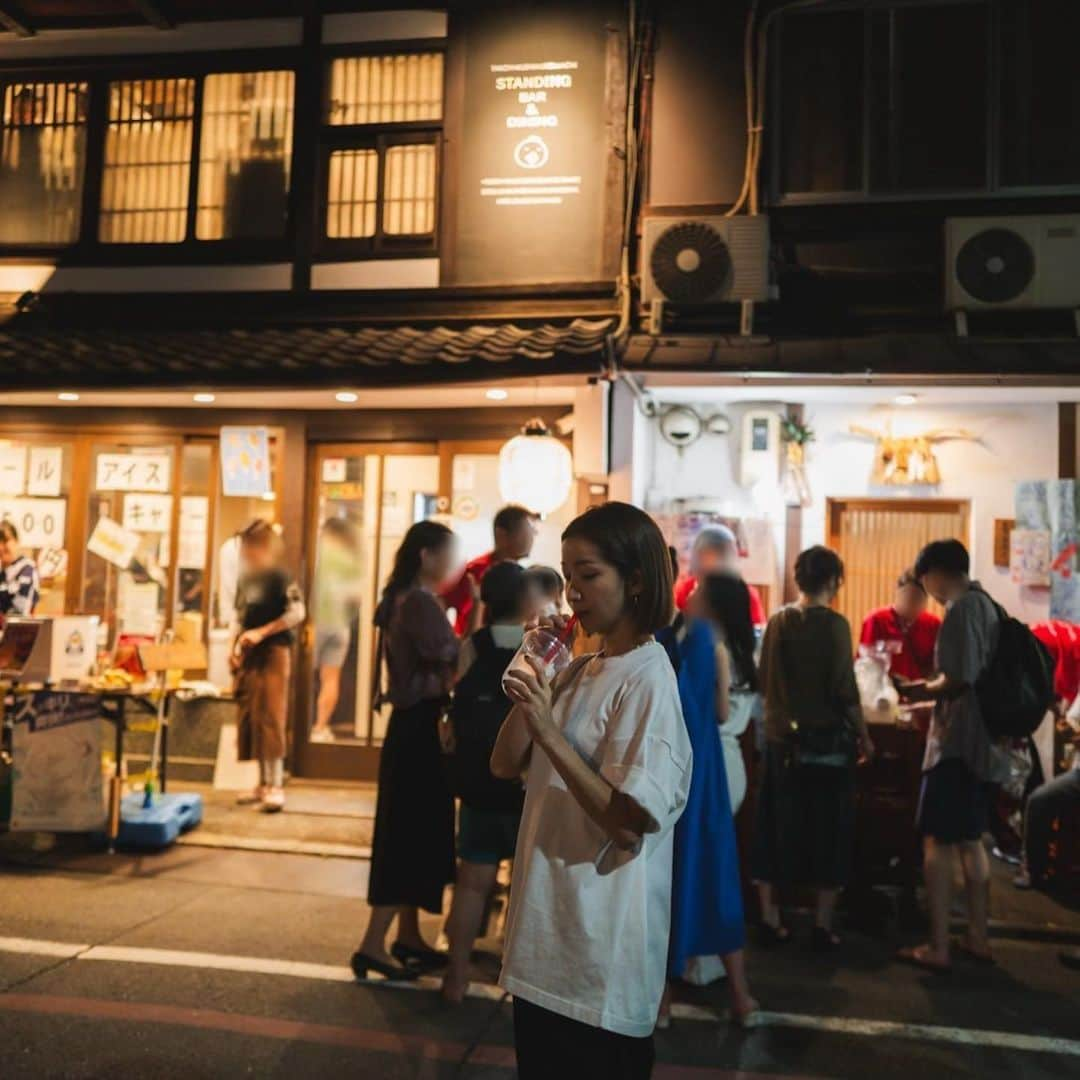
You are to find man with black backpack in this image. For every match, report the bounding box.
[896,540,1017,975]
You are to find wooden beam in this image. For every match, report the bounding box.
[1059,402,1077,480]
[0,4,34,37]
[129,0,174,30]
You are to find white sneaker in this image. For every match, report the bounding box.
[236,786,266,806]
[309,728,334,743]
[261,787,285,813]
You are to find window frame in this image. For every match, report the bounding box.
[768,0,1080,206]
[0,48,301,262]
[315,41,445,261]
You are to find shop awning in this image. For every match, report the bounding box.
[623,332,1080,379]
[0,303,615,390]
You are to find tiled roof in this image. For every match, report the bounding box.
[0,317,615,390]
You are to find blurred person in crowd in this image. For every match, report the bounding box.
[494,503,691,1078]
[753,546,874,949]
[524,565,564,620]
[675,525,766,628]
[352,522,460,982]
[860,569,941,681]
[232,520,305,813]
[442,562,531,1004]
[443,505,540,635]
[310,516,363,743]
[0,521,40,616]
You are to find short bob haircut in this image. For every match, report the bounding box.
[561,502,674,634]
[914,538,970,579]
[481,561,529,624]
[794,545,845,595]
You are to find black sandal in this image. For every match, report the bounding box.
[757,922,791,947]
[350,950,419,981]
[391,941,449,972]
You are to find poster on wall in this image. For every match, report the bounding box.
[1016,479,1080,620]
[0,445,27,494]
[1009,529,1051,586]
[449,0,622,285]
[27,447,63,497]
[220,427,271,497]
[87,515,139,570]
[96,452,170,493]
[10,692,105,832]
[122,493,173,533]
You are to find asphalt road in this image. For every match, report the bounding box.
[0,840,1077,1079]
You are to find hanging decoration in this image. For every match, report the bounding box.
[780,415,814,507]
[498,418,574,516]
[848,422,974,486]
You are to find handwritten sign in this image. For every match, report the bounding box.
[122,493,173,534]
[0,445,27,494]
[1011,529,1051,586]
[10,691,105,832]
[220,427,271,497]
[96,452,171,493]
[87,515,139,569]
[178,495,209,570]
[0,497,66,548]
[27,446,63,497]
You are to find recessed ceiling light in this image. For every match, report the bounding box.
[335,391,358,403]
[57,392,79,402]
[193,392,215,403]
[893,393,919,406]
[486,388,509,401]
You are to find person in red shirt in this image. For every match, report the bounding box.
[1031,619,1080,705]
[859,569,941,681]
[442,505,540,635]
[674,525,766,627]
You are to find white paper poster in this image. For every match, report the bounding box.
[178,496,209,570]
[27,446,63,497]
[0,497,66,548]
[10,692,105,832]
[0,445,27,495]
[122,493,173,533]
[117,573,161,636]
[452,458,477,493]
[87,515,139,569]
[96,452,171,492]
[322,458,347,483]
[1010,528,1052,586]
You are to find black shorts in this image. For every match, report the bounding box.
[917,758,994,844]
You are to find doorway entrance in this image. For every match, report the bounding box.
[295,439,575,781]
[826,497,970,631]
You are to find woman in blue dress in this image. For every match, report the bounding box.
[658,573,758,1028]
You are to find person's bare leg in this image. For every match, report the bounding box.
[657,980,672,1027]
[720,949,758,1020]
[442,861,499,1003]
[814,887,841,944]
[314,664,341,733]
[917,836,954,964]
[958,839,992,957]
[358,905,399,965]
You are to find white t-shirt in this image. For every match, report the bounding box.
[499,640,692,1037]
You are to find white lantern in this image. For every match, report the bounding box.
[498,418,574,517]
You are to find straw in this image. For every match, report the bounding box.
[542,615,578,664]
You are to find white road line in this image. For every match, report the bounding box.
[0,936,88,959]
[1,937,1077,1058]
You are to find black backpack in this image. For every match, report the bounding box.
[444,628,524,812]
[975,591,1055,738]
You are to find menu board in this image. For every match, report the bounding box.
[449,0,622,285]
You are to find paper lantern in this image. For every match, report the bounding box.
[498,418,573,517]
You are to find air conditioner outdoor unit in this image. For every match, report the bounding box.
[641,215,770,308]
[945,214,1080,313]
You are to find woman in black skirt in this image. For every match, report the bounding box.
[752,546,875,949]
[352,521,464,980]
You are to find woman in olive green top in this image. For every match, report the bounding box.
[752,546,874,949]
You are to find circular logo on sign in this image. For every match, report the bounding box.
[514,135,549,170]
[453,495,480,522]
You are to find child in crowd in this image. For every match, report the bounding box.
[524,565,565,619]
[441,561,531,1003]
[232,520,305,813]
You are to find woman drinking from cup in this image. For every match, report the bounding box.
[493,502,693,1079]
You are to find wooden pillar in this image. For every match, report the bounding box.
[289,13,322,292]
[782,403,804,604]
[1059,402,1077,480]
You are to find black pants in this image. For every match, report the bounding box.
[512,997,654,1080]
[1024,769,1080,885]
